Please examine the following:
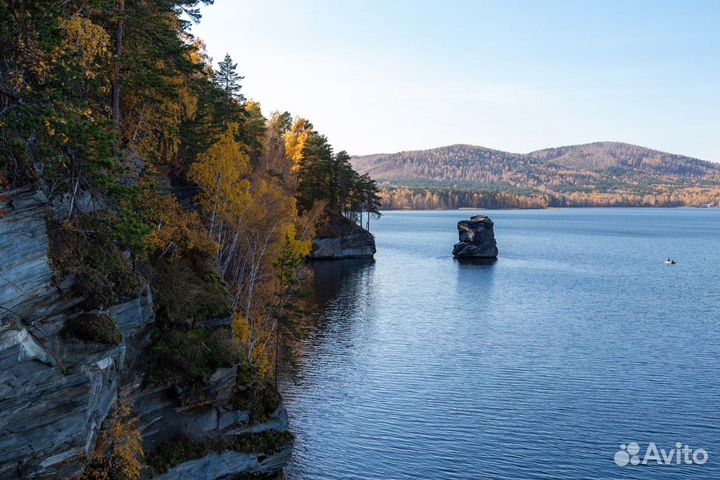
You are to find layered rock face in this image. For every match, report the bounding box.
[310,214,376,259]
[452,215,499,259]
[0,189,126,479]
[0,189,291,479]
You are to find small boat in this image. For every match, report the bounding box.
[664,258,676,265]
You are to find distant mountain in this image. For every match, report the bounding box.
[529,142,719,180]
[352,142,720,209]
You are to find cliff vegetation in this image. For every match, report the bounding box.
[0,1,379,478]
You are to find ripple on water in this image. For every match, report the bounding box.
[282,209,720,480]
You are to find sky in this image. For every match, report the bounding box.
[191,0,720,160]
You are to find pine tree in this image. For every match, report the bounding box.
[210,53,245,128]
[214,53,245,102]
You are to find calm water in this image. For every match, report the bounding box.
[281,209,720,479]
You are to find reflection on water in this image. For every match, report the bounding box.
[454,257,498,266]
[282,209,720,480]
[310,259,375,307]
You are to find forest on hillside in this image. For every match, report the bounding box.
[354,144,720,209]
[0,1,379,477]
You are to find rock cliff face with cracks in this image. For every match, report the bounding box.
[452,215,499,259]
[0,189,291,479]
[309,214,376,260]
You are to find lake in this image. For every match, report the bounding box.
[281,209,720,479]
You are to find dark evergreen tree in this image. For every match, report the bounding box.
[207,53,245,129]
[295,135,381,229]
[214,53,245,102]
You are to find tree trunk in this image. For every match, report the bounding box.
[113,0,125,130]
[275,323,280,389]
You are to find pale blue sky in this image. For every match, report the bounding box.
[191,0,720,160]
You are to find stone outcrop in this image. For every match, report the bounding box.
[0,190,152,479]
[452,215,499,259]
[154,443,292,480]
[309,214,376,259]
[49,189,104,221]
[0,189,58,322]
[0,189,292,479]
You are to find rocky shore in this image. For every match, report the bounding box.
[0,189,291,479]
[309,214,376,260]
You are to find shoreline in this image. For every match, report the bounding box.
[380,205,720,211]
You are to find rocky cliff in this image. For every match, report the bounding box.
[309,214,376,260]
[0,189,291,479]
[452,215,499,259]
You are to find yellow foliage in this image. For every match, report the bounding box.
[245,101,264,121]
[232,314,251,345]
[57,14,110,79]
[232,314,273,378]
[182,114,322,380]
[282,224,312,259]
[189,123,252,229]
[248,177,297,227]
[296,200,325,245]
[82,401,144,480]
[227,175,317,374]
[283,118,313,172]
[139,191,215,257]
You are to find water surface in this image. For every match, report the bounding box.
[282,209,720,479]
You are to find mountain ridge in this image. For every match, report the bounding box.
[351,142,720,208]
[357,141,716,161]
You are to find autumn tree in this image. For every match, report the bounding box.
[283,118,314,172]
[261,111,293,174]
[210,173,316,375]
[81,401,144,480]
[188,123,251,236]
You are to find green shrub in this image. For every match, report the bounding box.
[232,366,282,423]
[48,218,144,309]
[145,328,241,397]
[62,313,122,345]
[108,204,153,260]
[151,254,232,329]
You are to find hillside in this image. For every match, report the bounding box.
[352,142,720,208]
[529,142,720,181]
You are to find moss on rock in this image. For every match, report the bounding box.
[151,254,232,329]
[232,363,282,423]
[146,431,293,476]
[62,312,122,345]
[48,217,144,309]
[145,327,242,398]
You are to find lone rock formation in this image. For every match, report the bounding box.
[452,215,499,259]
